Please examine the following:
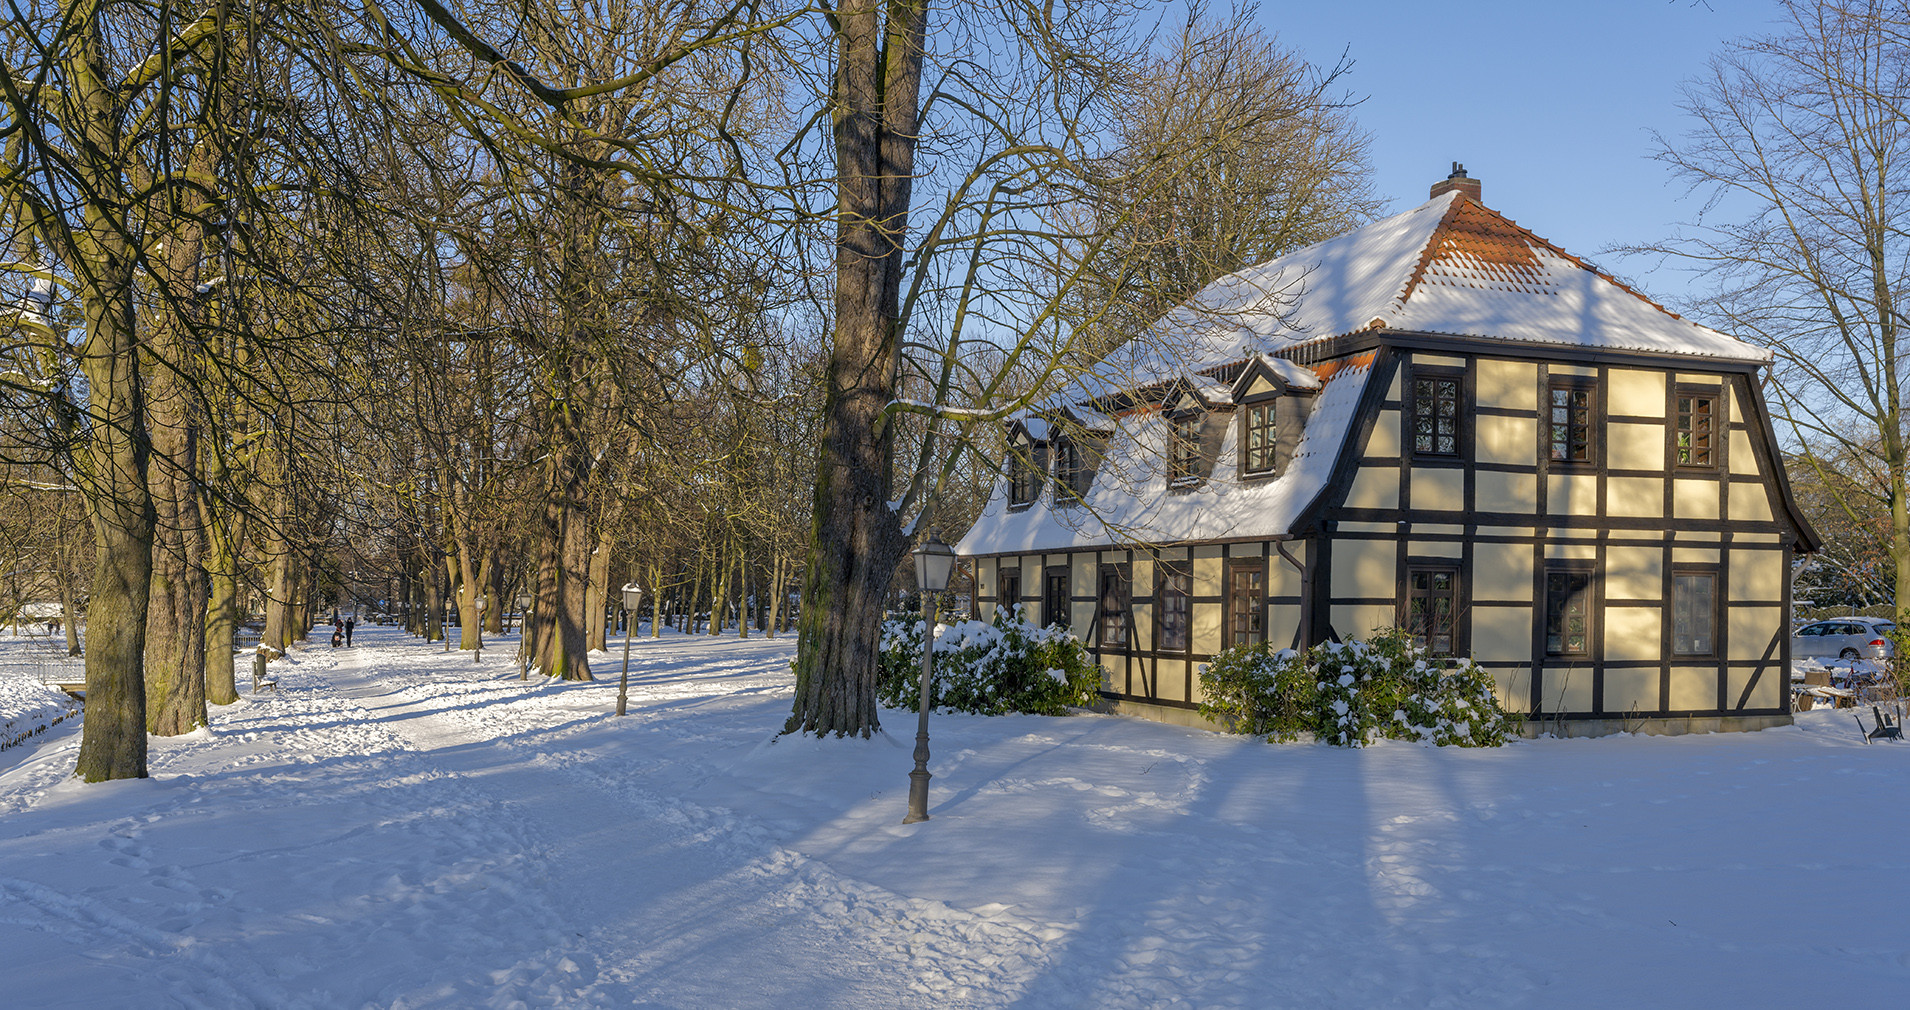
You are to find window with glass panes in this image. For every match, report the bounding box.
[1548,382,1594,464]
[1675,391,1716,468]
[1405,567,1457,656]
[1054,439,1087,504]
[1098,565,1129,647]
[1043,569,1069,631]
[1242,403,1276,475]
[1158,569,1191,651]
[1544,569,1592,656]
[1412,376,1460,456]
[1168,413,1201,483]
[998,571,1021,620]
[1671,572,1717,656]
[1008,443,1038,505]
[1227,564,1264,646]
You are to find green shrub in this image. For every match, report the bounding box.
[1197,628,1521,747]
[877,607,1102,716]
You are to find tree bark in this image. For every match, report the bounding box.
[787,1,927,737]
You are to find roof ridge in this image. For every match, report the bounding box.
[1391,191,1468,314]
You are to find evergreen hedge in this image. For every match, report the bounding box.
[1197,628,1521,747]
[877,607,1102,716]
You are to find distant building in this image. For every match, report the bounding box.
[957,168,1818,736]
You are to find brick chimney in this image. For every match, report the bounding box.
[1430,162,1481,202]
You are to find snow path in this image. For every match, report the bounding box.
[2,627,1908,1007]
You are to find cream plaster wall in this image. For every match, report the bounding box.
[1732,549,1786,602]
[1269,548,1302,598]
[1490,666,1532,713]
[1671,547,1720,565]
[1607,476,1663,517]
[1476,358,1538,411]
[1729,429,1758,475]
[1608,423,1665,470]
[1229,541,1262,557]
[1730,667,1781,711]
[1551,363,1598,378]
[1544,543,1597,561]
[1071,554,1095,599]
[1268,605,1301,648]
[1192,602,1222,655]
[1192,547,1223,598]
[1409,539,1463,559]
[1542,665,1596,713]
[1669,668,1717,711]
[1345,467,1399,511]
[1369,409,1402,458]
[1673,478,1720,520]
[1412,467,1465,512]
[1332,604,1397,640]
[1469,604,1533,661]
[1414,353,1466,368]
[1605,546,1662,600]
[1602,667,1661,715]
[1476,471,1537,513]
[1154,659,1186,702]
[1604,608,1662,661]
[1477,415,1536,466]
[1548,474,1599,516]
[1729,489,1774,523]
[1609,368,1666,416]
[1330,539,1396,599]
[1728,606,1782,659]
[1472,543,1533,602]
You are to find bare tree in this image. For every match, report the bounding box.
[1638,0,1910,623]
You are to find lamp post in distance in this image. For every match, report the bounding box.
[473,596,486,664]
[616,582,644,716]
[516,592,532,679]
[905,530,956,824]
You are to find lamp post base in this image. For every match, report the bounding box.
[903,766,932,823]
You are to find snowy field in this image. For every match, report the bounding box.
[1,626,1906,1009]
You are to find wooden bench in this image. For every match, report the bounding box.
[48,681,85,701]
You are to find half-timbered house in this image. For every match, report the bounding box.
[956,168,1818,736]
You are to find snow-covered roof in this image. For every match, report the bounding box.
[957,361,1371,555]
[1067,190,1767,403]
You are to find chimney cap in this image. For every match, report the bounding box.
[1430,163,1482,202]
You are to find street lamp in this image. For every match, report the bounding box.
[473,596,486,664]
[516,592,533,679]
[905,530,957,824]
[617,582,644,716]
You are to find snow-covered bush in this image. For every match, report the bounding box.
[877,607,1101,716]
[1194,643,1316,741]
[1198,628,1520,747]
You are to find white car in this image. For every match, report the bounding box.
[1791,617,1896,662]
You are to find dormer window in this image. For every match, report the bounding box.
[1054,438,1090,505]
[1168,412,1201,484]
[1008,440,1043,506]
[1242,402,1276,475]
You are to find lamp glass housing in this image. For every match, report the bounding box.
[914,531,956,593]
[620,583,645,611]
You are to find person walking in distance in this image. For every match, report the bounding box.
[344,615,356,647]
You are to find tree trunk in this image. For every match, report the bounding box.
[787,1,927,738]
[765,555,783,640]
[586,526,613,651]
[203,514,242,706]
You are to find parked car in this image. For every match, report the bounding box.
[1791,617,1897,662]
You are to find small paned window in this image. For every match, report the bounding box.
[1406,567,1458,656]
[1168,413,1201,483]
[1544,569,1592,656]
[1242,403,1276,475]
[1098,565,1130,648]
[999,571,1021,621]
[1008,443,1040,506]
[1054,439,1090,504]
[1672,572,1716,656]
[1412,376,1461,456]
[1044,569,1069,631]
[1228,564,1265,646]
[1158,568,1191,651]
[1676,392,1717,468]
[1548,382,1594,464]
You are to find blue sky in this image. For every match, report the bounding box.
[1251,0,1785,305]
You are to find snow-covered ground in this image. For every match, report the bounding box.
[1,626,1905,1008]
